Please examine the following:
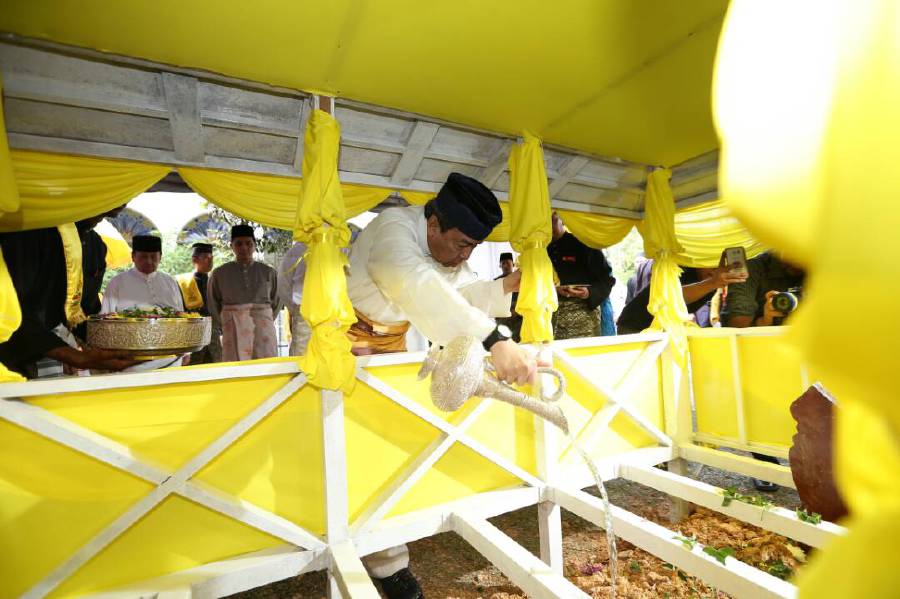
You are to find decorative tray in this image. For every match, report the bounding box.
[87,307,211,356]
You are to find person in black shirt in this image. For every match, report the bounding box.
[548,212,615,339]
[0,212,134,378]
[178,242,222,364]
[493,251,522,341]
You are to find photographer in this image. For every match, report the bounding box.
[721,250,805,491]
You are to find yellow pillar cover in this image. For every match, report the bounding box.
[0,75,24,382]
[714,2,900,596]
[293,109,356,392]
[641,169,691,364]
[507,133,557,343]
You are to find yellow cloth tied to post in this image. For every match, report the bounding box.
[507,133,557,344]
[639,169,692,365]
[293,109,356,392]
[176,273,203,311]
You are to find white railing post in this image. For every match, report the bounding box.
[322,389,351,599]
[533,344,563,573]
[661,339,695,522]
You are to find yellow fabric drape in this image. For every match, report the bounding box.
[0,151,169,232]
[179,167,395,230]
[507,133,556,343]
[640,169,691,364]
[715,2,900,597]
[101,234,133,269]
[56,223,87,328]
[670,200,766,267]
[558,209,636,249]
[0,76,25,382]
[293,110,356,391]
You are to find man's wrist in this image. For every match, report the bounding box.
[483,325,512,351]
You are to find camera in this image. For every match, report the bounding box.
[772,286,802,314]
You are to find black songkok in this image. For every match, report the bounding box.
[499,252,514,262]
[433,172,502,240]
[191,242,213,256]
[231,224,255,241]
[132,235,162,253]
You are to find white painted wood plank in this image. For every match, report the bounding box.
[551,331,668,351]
[532,346,564,574]
[293,97,312,173]
[0,360,302,399]
[390,121,440,186]
[162,73,204,162]
[356,369,544,488]
[728,336,749,445]
[352,399,492,534]
[478,138,513,188]
[679,444,796,488]
[451,513,590,599]
[690,434,790,461]
[322,390,350,544]
[192,549,326,599]
[620,464,844,549]
[549,486,797,599]
[329,541,381,599]
[548,155,590,196]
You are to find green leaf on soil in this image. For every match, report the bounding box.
[702,545,735,564]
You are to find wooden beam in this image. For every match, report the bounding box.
[161,72,204,163]
[390,121,440,186]
[549,486,797,599]
[451,513,590,599]
[679,444,796,489]
[548,155,590,196]
[620,464,845,549]
[478,138,513,188]
[293,97,312,173]
[329,541,381,599]
[690,434,790,461]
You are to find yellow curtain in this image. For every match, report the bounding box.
[639,169,691,364]
[558,209,636,249]
[0,151,169,232]
[0,76,25,382]
[670,199,766,267]
[101,234,133,269]
[714,1,900,597]
[179,167,395,230]
[293,110,356,391]
[507,133,556,343]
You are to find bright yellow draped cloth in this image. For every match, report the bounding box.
[293,110,356,392]
[670,200,766,267]
[558,209,636,249]
[101,234,133,269]
[0,76,25,382]
[179,167,395,229]
[507,133,556,343]
[715,1,900,596]
[0,151,169,232]
[640,169,691,364]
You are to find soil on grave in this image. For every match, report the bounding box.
[231,464,808,599]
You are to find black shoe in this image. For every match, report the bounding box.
[376,568,424,599]
[753,478,778,492]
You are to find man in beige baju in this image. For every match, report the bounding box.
[207,225,280,361]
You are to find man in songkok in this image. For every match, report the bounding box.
[208,224,280,361]
[346,172,541,599]
[101,235,184,313]
[178,242,221,364]
[493,251,522,341]
[547,212,615,339]
[0,210,135,378]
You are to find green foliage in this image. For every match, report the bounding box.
[673,534,697,550]
[605,227,645,285]
[629,560,641,573]
[701,545,734,565]
[206,205,294,257]
[796,508,822,525]
[721,486,774,511]
[764,559,794,580]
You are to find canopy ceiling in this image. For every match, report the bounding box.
[0,0,728,167]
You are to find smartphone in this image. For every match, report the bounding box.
[723,247,748,277]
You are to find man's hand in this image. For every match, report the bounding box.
[557,285,589,299]
[502,270,522,294]
[758,290,788,326]
[489,340,549,386]
[709,264,749,288]
[48,346,138,372]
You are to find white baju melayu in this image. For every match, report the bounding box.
[346,205,513,579]
[277,242,311,356]
[100,268,185,313]
[347,205,511,345]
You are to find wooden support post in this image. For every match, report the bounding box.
[329,541,381,599]
[661,343,695,523]
[533,345,563,573]
[322,390,351,599]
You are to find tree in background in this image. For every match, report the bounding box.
[205,205,294,265]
